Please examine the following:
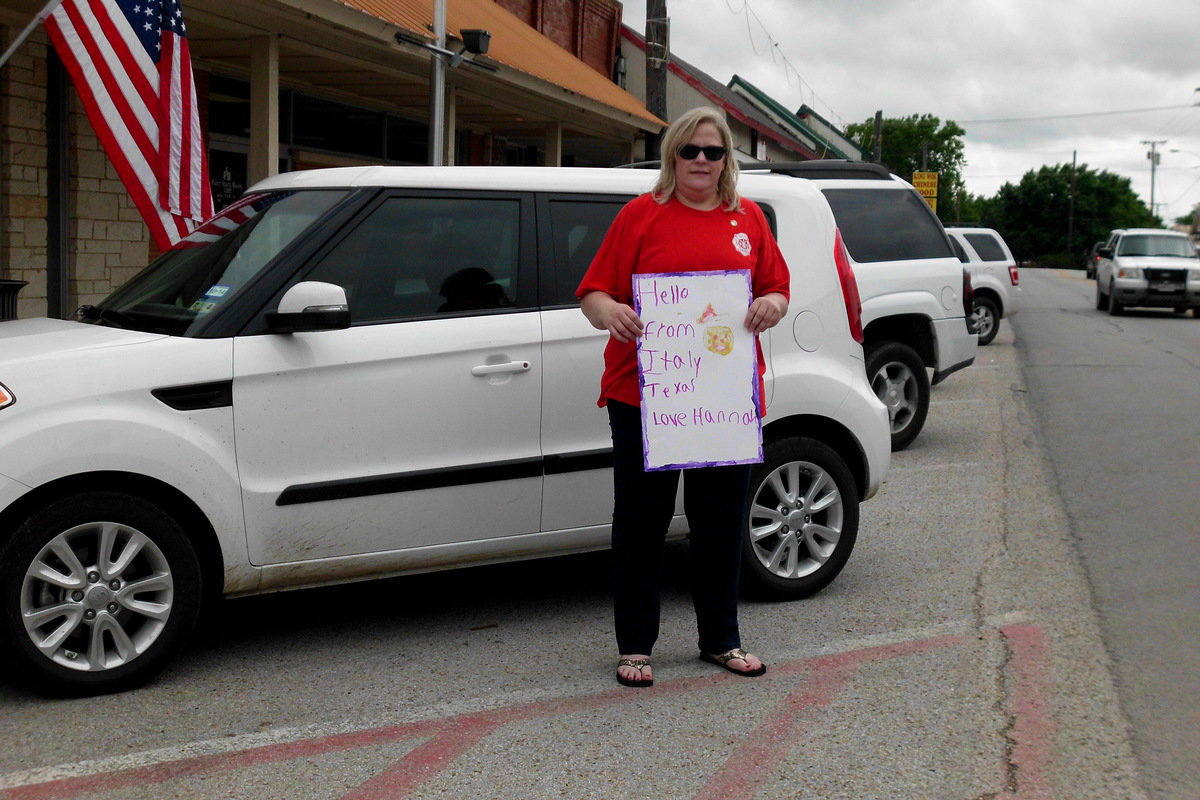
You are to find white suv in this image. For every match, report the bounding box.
[0,166,889,694]
[946,226,1021,346]
[1094,228,1200,316]
[751,161,978,451]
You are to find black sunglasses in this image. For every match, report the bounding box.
[677,144,727,161]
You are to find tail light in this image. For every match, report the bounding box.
[962,268,975,330]
[1008,263,1020,286]
[833,229,864,343]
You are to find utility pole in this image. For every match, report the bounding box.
[645,0,669,161]
[1067,150,1076,258]
[1142,139,1166,218]
[872,110,883,164]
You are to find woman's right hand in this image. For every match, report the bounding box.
[582,292,644,343]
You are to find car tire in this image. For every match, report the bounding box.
[972,297,1000,346]
[1094,281,1107,310]
[0,492,202,696]
[1107,283,1124,316]
[866,341,929,451]
[741,437,858,600]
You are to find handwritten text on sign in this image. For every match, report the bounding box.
[633,270,763,471]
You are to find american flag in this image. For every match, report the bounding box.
[45,0,213,249]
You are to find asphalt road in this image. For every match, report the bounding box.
[1010,268,1200,800]
[0,301,1158,800]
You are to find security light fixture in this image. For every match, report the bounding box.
[393,28,497,72]
[461,29,490,56]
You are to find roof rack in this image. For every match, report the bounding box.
[741,160,893,180]
[612,159,895,181]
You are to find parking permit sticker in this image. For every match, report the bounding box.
[190,285,232,315]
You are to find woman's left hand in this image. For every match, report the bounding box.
[744,293,788,334]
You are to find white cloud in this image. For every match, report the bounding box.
[623,0,1200,220]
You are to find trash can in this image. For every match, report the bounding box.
[0,279,27,321]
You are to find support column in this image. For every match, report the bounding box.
[443,87,457,166]
[249,35,279,184]
[46,46,70,318]
[544,121,562,167]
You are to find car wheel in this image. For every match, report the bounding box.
[1107,283,1124,316]
[0,492,202,695]
[741,437,858,599]
[1094,281,1107,310]
[971,297,1000,346]
[866,341,929,451]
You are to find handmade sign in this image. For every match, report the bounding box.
[633,270,762,471]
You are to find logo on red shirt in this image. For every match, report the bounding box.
[732,232,752,257]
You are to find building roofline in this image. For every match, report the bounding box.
[728,75,854,160]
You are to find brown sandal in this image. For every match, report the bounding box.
[616,657,653,688]
[701,648,767,677]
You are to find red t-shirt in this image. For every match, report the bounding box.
[576,193,791,411]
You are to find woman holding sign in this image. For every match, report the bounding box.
[578,107,790,688]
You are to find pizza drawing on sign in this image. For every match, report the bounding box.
[704,325,734,356]
[696,303,733,355]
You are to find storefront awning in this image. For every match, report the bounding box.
[336,0,663,131]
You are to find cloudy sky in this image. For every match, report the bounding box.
[621,0,1200,223]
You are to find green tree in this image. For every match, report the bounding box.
[845,113,967,224]
[982,164,1158,264]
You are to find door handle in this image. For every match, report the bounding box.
[471,360,531,376]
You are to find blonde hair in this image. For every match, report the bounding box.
[652,106,741,212]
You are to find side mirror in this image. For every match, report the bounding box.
[266,281,351,333]
[1098,247,1113,259]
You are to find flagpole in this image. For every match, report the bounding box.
[0,0,64,71]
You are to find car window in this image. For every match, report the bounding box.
[544,198,627,306]
[306,196,523,322]
[1116,235,1197,259]
[949,235,969,263]
[97,190,348,336]
[821,188,953,263]
[963,233,1007,262]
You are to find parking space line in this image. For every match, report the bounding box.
[0,624,1052,800]
[1005,624,1054,799]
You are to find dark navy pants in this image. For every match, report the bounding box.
[607,401,752,656]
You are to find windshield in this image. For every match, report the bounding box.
[1116,235,1197,259]
[91,190,349,336]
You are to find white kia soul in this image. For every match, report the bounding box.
[0,167,888,694]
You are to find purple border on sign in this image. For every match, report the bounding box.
[632,270,763,471]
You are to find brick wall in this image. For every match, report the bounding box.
[1,27,49,319]
[492,0,621,77]
[1,29,150,320]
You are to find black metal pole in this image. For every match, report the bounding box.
[644,0,667,161]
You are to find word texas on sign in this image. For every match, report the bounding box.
[632,270,763,471]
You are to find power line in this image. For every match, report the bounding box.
[961,104,1196,124]
[724,0,847,128]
